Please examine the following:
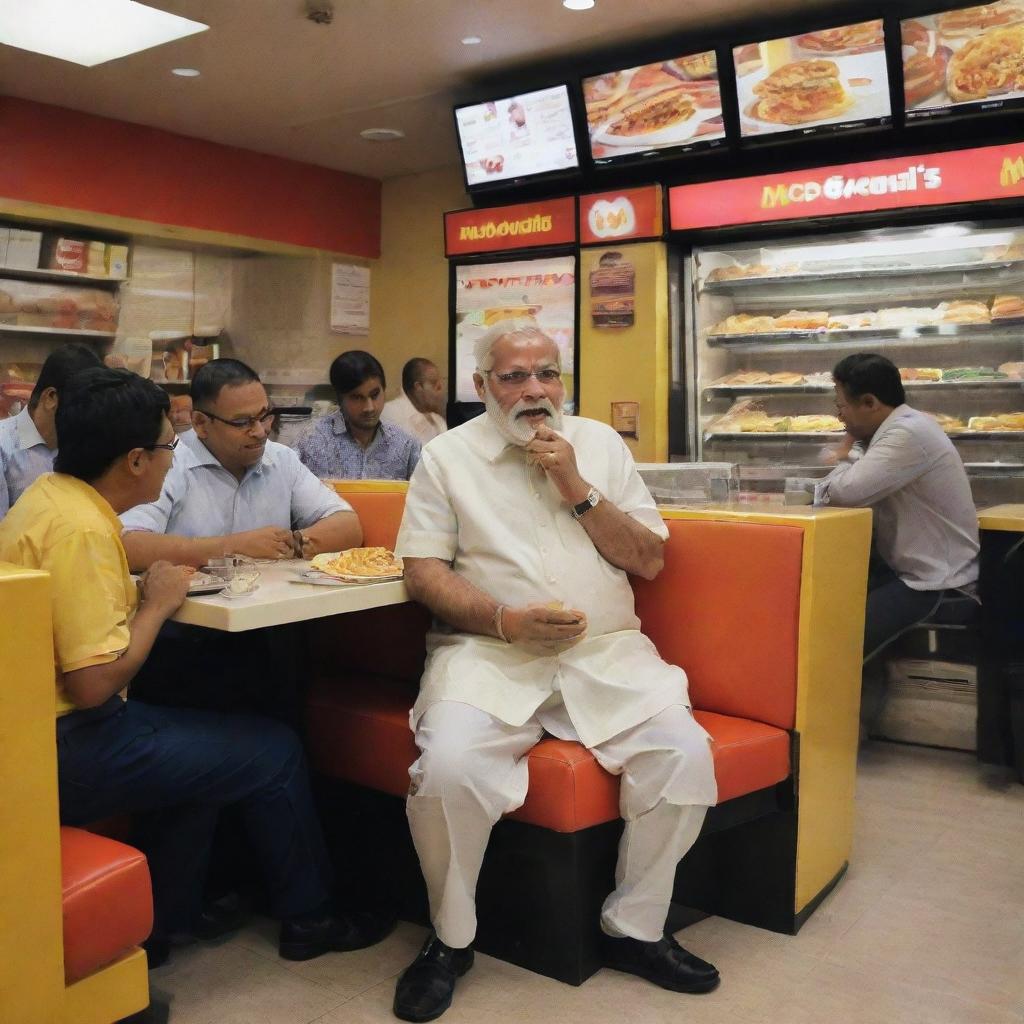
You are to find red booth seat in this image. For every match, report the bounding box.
[61,826,153,984]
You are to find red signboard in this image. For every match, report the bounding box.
[579,185,663,245]
[445,197,576,257]
[669,142,1024,232]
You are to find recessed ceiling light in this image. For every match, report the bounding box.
[360,127,406,142]
[563,0,595,9]
[461,35,482,45]
[0,0,208,67]
[171,67,201,77]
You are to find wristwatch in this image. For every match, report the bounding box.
[570,487,601,520]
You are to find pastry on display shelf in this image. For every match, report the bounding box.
[706,262,801,282]
[774,309,829,330]
[709,314,778,334]
[991,294,1024,319]
[899,367,944,381]
[827,312,877,330]
[928,412,967,432]
[967,413,1024,431]
[940,300,991,324]
[997,361,1024,378]
[875,306,943,328]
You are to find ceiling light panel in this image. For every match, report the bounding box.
[0,0,208,67]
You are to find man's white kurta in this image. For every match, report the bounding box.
[395,413,689,748]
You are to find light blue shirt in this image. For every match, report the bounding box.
[295,413,420,480]
[120,429,350,537]
[0,407,55,518]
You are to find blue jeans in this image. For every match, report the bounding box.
[57,699,333,938]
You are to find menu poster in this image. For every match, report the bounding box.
[453,255,576,405]
[456,86,579,188]
[589,251,635,328]
[733,20,891,139]
[611,401,639,440]
[584,52,725,163]
[903,3,1024,121]
[330,263,370,336]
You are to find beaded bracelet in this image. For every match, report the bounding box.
[493,604,510,643]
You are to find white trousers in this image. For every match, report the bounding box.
[406,698,717,949]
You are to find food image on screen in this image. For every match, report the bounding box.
[456,85,578,187]
[453,256,576,405]
[584,52,724,161]
[734,20,890,137]
[903,3,1024,118]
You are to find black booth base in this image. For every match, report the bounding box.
[314,775,810,985]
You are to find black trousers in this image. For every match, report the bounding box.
[57,699,333,939]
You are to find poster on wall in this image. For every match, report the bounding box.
[902,4,1024,121]
[583,52,724,164]
[589,251,635,328]
[611,401,639,440]
[453,255,576,406]
[733,19,891,139]
[330,263,370,335]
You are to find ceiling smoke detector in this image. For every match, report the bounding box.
[360,127,406,142]
[305,0,333,25]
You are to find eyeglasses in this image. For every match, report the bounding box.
[486,368,561,387]
[146,436,180,453]
[198,408,276,431]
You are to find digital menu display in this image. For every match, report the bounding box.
[582,52,725,164]
[453,255,576,405]
[455,86,579,189]
[733,20,891,139]
[902,3,1024,121]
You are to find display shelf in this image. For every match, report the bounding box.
[0,266,126,287]
[964,462,1024,473]
[0,323,115,339]
[703,379,1024,398]
[700,257,1024,293]
[706,321,1024,351]
[156,379,191,389]
[705,429,1024,442]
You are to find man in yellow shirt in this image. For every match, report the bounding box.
[0,368,393,966]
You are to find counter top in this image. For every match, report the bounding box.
[659,503,870,526]
[977,504,1024,533]
[171,559,408,632]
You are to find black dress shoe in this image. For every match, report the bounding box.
[602,933,720,993]
[278,908,397,961]
[393,935,474,1023]
[191,893,250,941]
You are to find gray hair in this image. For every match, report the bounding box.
[473,318,561,373]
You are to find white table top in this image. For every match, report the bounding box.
[170,559,409,632]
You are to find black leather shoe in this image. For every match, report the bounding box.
[602,933,720,993]
[192,892,250,941]
[279,908,397,961]
[393,935,474,1022]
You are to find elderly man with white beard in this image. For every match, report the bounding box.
[390,321,719,1022]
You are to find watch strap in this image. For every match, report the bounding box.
[571,487,600,520]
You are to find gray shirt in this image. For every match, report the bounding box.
[815,404,979,591]
[120,428,349,537]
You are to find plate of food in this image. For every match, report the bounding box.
[187,570,228,596]
[309,547,404,583]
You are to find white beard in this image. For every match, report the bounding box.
[483,385,563,446]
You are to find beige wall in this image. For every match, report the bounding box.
[228,164,466,400]
[368,166,468,397]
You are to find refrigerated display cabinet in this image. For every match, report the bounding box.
[686,220,1024,504]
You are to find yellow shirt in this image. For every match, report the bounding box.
[0,473,136,717]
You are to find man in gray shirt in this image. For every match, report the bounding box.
[815,354,979,722]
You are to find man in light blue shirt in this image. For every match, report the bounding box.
[120,358,364,717]
[121,358,362,569]
[0,343,101,517]
[296,350,420,480]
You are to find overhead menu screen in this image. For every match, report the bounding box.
[583,52,725,164]
[733,20,891,139]
[455,85,579,188]
[902,3,1024,121]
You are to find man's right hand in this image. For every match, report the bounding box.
[225,527,296,560]
[140,561,192,616]
[502,603,588,645]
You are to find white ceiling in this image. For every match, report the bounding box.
[0,0,835,181]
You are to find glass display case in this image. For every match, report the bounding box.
[687,220,1024,505]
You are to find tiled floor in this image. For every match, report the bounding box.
[149,742,1024,1024]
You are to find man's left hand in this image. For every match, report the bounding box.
[525,425,589,504]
